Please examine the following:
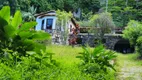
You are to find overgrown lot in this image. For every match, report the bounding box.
[0,45,116,80]
[0,6,116,80]
[1,5,142,80]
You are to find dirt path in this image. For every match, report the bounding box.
[116,53,142,80]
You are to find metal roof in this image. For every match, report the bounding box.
[34,10,56,18]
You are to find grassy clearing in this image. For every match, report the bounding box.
[47,45,116,80]
[115,53,142,80]
[49,45,82,67]
[0,45,116,80]
[48,45,92,80]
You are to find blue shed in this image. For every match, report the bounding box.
[35,11,57,33]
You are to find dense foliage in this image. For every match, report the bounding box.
[0,0,141,27]
[123,20,142,56]
[93,12,115,41]
[77,45,116,79]
[79,12,115,43]
[0,6,57,79]
[0,6,117,79]
[0,0,141,79]
[0,6,51,58]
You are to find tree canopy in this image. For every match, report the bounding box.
[0,0,141,28]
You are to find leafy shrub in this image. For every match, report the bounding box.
[0,6,50,59]
[136,36,142,56]
[0,6,59,79]
[77,45,116,79]
[123,20,142,56]
[0,46,56,79]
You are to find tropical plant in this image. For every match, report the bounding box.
[0,6,50,60]
[0,6,56,79]
[0,48,56,79]
[22,5,37,21]
[77,45,116,79]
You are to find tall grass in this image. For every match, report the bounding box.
[47,45,92,79]
[48,45,116,80]
[0,45,116,80]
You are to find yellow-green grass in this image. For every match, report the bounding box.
[116,53,142,69]
[48,45,82,67]
[47,45,117,80]
[47,45,92,80]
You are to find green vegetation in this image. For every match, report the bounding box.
[0,0,142,79]
[0,6,116,80]
[79,12,115,43]
[0,6,54,79]
[0,0,141,27]
[115,53,142,80]
[0,6,50,58]
[123,20,142,57]
[77,45,116,79]
[0,44,116,79]
[48,45,92,80]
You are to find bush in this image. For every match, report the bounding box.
[137,36,142,56]
[0,45,57,79]
[0,6,50,60]
[0,6,56,79]
[77,45,116,79]
[123,20,142,56]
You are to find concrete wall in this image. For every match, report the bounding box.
[104,34,122,49]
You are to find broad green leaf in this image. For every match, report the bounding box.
[19,21,37,31]
[19,31,33,40]
[31,31,50,40]
[34,43,46,53]
[4,24,16,38]
[0,6,10,22]
[26,51,36,55]
[11,11,22,29]
[93,45,104,56]
[23,39,35,50]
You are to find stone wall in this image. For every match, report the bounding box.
[104,34,122,49]
[77,33,123,49]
